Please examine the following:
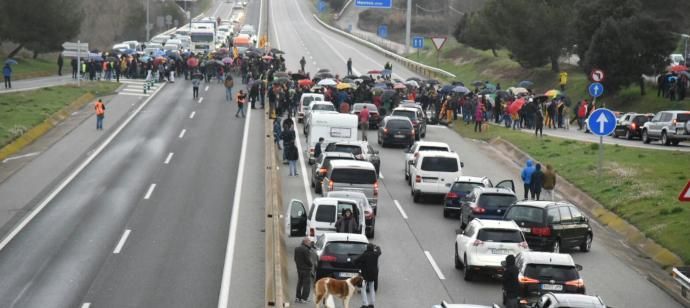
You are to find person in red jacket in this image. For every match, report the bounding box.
[577,99,588,130]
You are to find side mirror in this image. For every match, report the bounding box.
[460,162,465,168]
[576,264,583,271]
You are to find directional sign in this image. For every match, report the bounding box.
[317,0,326,13]
[377,24,388,39]
[61,50,90,58]
[355,0,392,8]
[62,42,88,51]
[412,36,424,49]
[588,82,604,98]
[590,69,605,82]
[587,108,616,136]
[679,180,690,202]
[431,37,447,51]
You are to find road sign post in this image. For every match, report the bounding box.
[431,37,447,66]
[62,41,89,87]
[586,108,616,178]
[679,180,690,202]
[412,36,424,58]
[378,24,388,39]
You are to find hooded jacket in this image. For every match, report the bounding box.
[355,244,381,281]
[520,160,535,184]
[530,164,544,193]
[542,165,557,190]
[503,255,520,297]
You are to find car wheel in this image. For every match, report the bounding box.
[580,233,592,252]
[463,255,473,281]
[455,246,463,269]
[625,129,632,140]
[443,209,450,218]
[642,130,651,144]
[672,140,680,146]
[661,132,670,146]
[552,239,561,253]
[413,191,421,203]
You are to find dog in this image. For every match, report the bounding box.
[314,275,363,308]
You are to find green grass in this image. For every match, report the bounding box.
[1,50,58,80]
[0,82,120,147]
[452,123,690,263]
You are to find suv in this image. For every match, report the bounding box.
[533,293,607,308]
[378,116,415,147]
[321,160,379,208]
[324,141,381,174]
[311,152,355,194]
[513,252,585,306]
[641,110,690,145]
[410,151,464,202]
[391,107,427,140]
[613,112,653,140]
[444,177,514,218]
[404,141,451,181]
[459,187,517,229]
[454,219,529,281]
[503,201,593,253]
[314,233,369,280]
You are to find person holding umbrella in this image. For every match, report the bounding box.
[3,63,11,89]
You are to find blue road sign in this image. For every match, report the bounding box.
[347,24,352,33]
[587,108,617,136]
[355,0,392,8]
[588,82,604,98]
[318,1,326,13]
[412,36,424,49]
[378,24,388,39]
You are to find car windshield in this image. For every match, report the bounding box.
[392,110,416,120]
[478,194,517,209]
[477,229,523,243]
[328,145,362,155]
[524,264,579,281]
[421,157,458,172]
[418,146,448,152]
[331,168,376,184]
[678,113,690,122]
[323,156,354,166]
[451,182,483,194]
[324,242,367,256]
[315,204,336,222]
[312,104,335,111]
[504,206,543,224]
[387,120,411,129]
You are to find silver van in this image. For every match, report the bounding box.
[321,160,378,208]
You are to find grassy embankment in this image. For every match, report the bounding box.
[0,52,59,81]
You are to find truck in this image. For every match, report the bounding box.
[672,266,690,299]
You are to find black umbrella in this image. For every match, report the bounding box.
[472,81,484,87]
[274,71,289,78]
[359,75,373,81]
[451,80,464,86]
[344,74,358,80]
[317,68,331,73]
[478,88,496,95]
[406,77,422,82]
[518,80,534,88]
[315,72,334,79]
[425,79,440,85]
[495,90,513,100]
[440,84,454,93]
[270,48,285,54]
[247,47,262,54]
[291,73,308,80]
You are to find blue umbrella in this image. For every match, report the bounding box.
[4,59,18,65]
[141,55,152,62]
[518,80,534,88]
[88,53,103,61]
[152,49,166,57]
[451,86,470,94]
[123,49,136,55]
[440,84,454,93]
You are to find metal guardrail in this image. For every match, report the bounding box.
[312,14,456,79]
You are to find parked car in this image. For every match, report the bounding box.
[459,187,517,229]
[284,197,365,238]
[311,152,356,194]
[410,151,464,202]
[314,233,369,280]
[455,219,529,281]
[443,176,514,218]
[378,116,415,147]
[327,191,376,237]
[404,141,452,181]
[321,160,378,209]
[351,103,382,128]
[324,141,381,174]
[298,93,324,123]
[432,302,500,308]
[503,201,593,253]
[641,110,690,145]
[391,106,427,139]
[512,252,585,306]
[612,112,653,140]
[531,293,607,308]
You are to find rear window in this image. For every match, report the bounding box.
[387,120,412,129]
[421,157,458,172]
[504,206,544,224]
[418,146,448,152]
[633,115,650,124]
[677,113,690,122]
[524,264,579,281]
[477,229,523,243]
[329,145,362,155]
[392,110,416,120]
[353,105,378,112]
[315,205,336,222]
[324,242,367,255]
[331,168,377,184]
[451,182,484,194]
[478,194,518,209]
[312,104,335,111]
[323,156,354,166]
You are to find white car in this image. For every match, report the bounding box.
[298,93,325,123]
[454,219,529,281]
[410,151,463,202]
[284,197,365,238]
[404,141,452,181]
[304,101,337,135]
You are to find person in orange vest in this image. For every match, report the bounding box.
[95,99,105,130]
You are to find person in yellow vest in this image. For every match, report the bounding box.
[559,72,568,91]
[94,99,105,130]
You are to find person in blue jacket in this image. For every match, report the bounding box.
[520,160,535,200]
[3,64,11,89]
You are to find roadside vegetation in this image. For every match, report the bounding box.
[0,51,57,80]
[0,82,120,148]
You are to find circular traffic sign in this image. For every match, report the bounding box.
[590,69,605,82]
[586,108,616,136]
[588,82,604,98]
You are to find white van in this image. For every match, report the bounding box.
[307,113,358,164]
[410,151,464,202]
[298,93,324,122]
[285,198,365,238]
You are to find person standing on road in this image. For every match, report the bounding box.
[359,105,370,141]
[347,58,353,75]
[235,90,247,118]
[535,108,544,137]
[57,54,64,76]
[3,63,12,89]
[287,142,299,176]
[273,118,283,150]
[94,99,105,130]
[355,243,381,308]
[502,255,520,308]
[542,164,557,201]
[314,137,324,159]
[335,209,359,233]
[520,160,535,200]
[530,163,544,201]
[192,76,201,99]
[294,237,316,304]
[299,56,306,73]
[224,73,234,102]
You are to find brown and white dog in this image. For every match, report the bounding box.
[314,275,363,308]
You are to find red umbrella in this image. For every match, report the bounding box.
[262,55,274,60]
[367,70,382,74]
[670,65,688,72]
[153,56,167,65]
[507,98,525,114]
[186,57,199,68]
[298,79,313,87]
[393,83,406,89]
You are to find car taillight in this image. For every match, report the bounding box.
[519,241,529,249]
[411,120,418,125]
[565,278,584,288]
[328,180,334,191]
[410,129,415,136]
[518,275,540,284]
[531,226,552,237]
[472,239,483,246]
[309,148,314,154]
[415,175,421,183]
[309,228,315,237]
[446,192,459,200]
[320,255,337,262]
[472,207,486,214]
[630,122,636,130]
[319,168,327,175]
[374,181,379,196]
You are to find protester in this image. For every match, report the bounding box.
[3,63,11,89]
[542,164,557,201]
[294,237,316,304]
[57,54,64,76]
[314,137,324,159]
[235,89,247,118]
[94,99,105,130]
[359,105,370,141]
[520,160,535,200]
[530,163,544,200]
[286,142,299,176]
[192,76,201,99]
[335,209,359,233]
[355,243,381,308]
[503,255,520,308]
[224,73,234,101]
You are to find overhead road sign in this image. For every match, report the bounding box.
[588,82,604,98]
[431,37,447,51]
[412,36,424,49]
[590,69,605,82]
[679,181,690,202]
[355,0,392,8]
[587,108,616,136]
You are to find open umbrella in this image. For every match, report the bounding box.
[292,73,308,80]
[270,48,285,54]
[208,59,224,66]
[372,88,383,95]
[393,83,406,89]
[440,84,455,93]
[533,95,550,103]
[452,86,470,94]
[405,80,419,88]
[318,78,337,86]
[508,87,528,95]
[315,72,334,79]
[222,57,233,64]
[425,79,440,85]
[671,65,688,72]
[298,79,313,87]
[478,88,496,95]
[507,98,526,114]
[544,89,561,98]
[317,68,331,73]
[359,75,373,81]
[262,55,273,61]
[495,90,513,100]
[274,71,289,78]
[187,57,199,68]
[517,80,534,88]
[154,56,167,65]
[106,56,117,62]
[123,49,136,55]
[367,69,382,74]
[4,59,18,65]
[344,74,358,80]
[336,83,353,90]
[141,55,152,62]
[406,77,422,82]
[472,81,484,87]
[310,85,323,91]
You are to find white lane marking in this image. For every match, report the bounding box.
[379,172,384,179]
[2,151,41,163]
[394,200,408,219]
[0,82,167,251]
[424,251,446,280]
[113,229,132,254]
[144,183,157,200]
[189,111,196,119]
[178,129,186,139]
[164,152,174,164]
[427,125,448,129]
[81,303,91,308]
[205,86,209,91]
[198,97,204,104]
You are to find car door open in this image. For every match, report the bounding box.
[286,199,307,237]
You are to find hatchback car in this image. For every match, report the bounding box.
[391,106,427,139]
[533,293,607,308]
[404,141,451,181]
[503,201,593,253]
[444,177,514,218]
[459,187,517,229]
[314,233,369,280]
[378,116,415,147]
[311,152,355,194]
[513,252,585,306]
[612,112,653,140]
[351,103,381,129]
[321,160,379,208]
[455,219,529,281]
[324,141,380,174]
[410,151,463,202]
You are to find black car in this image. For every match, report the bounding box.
[314,233,368,280]
[351,103,382,129]
[512,252,586,306]
[311,152,355,194]
[378,116,415,147]
[613,112,653,140]
[503,201,593,253]
[391,106,427,140]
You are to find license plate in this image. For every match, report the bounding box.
[490,248,510,254]
[424,178,437,183]
[520,227,531,233]
[339,272,356,278]
[541,284,563,291]
[395,134,405,138]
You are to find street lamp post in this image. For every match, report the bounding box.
[146,0,150,42]
[405,0,411,54]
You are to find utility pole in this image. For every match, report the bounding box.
[146,0,150,42]
[405,0,411,54]
[682,34,689,64]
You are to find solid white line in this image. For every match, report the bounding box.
[81,303,91,308]
[164,152,174,164]
[189,111,196,119]
[113,229,132,254]
[424,251,446,280]
[205,86,209,91]
[379,172,384,179]
[144,183,157,200]
[2,151,41,163]
[0,83,167,251]
[178,129,186,139]
[117,92,149,97]
[198,97,204,104]
[394,200,408,219]
[217,91,253,308]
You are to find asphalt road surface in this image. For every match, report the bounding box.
[273,0,684,307]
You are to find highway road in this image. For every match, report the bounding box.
[273,0,684,307]
[0,0,266,307]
